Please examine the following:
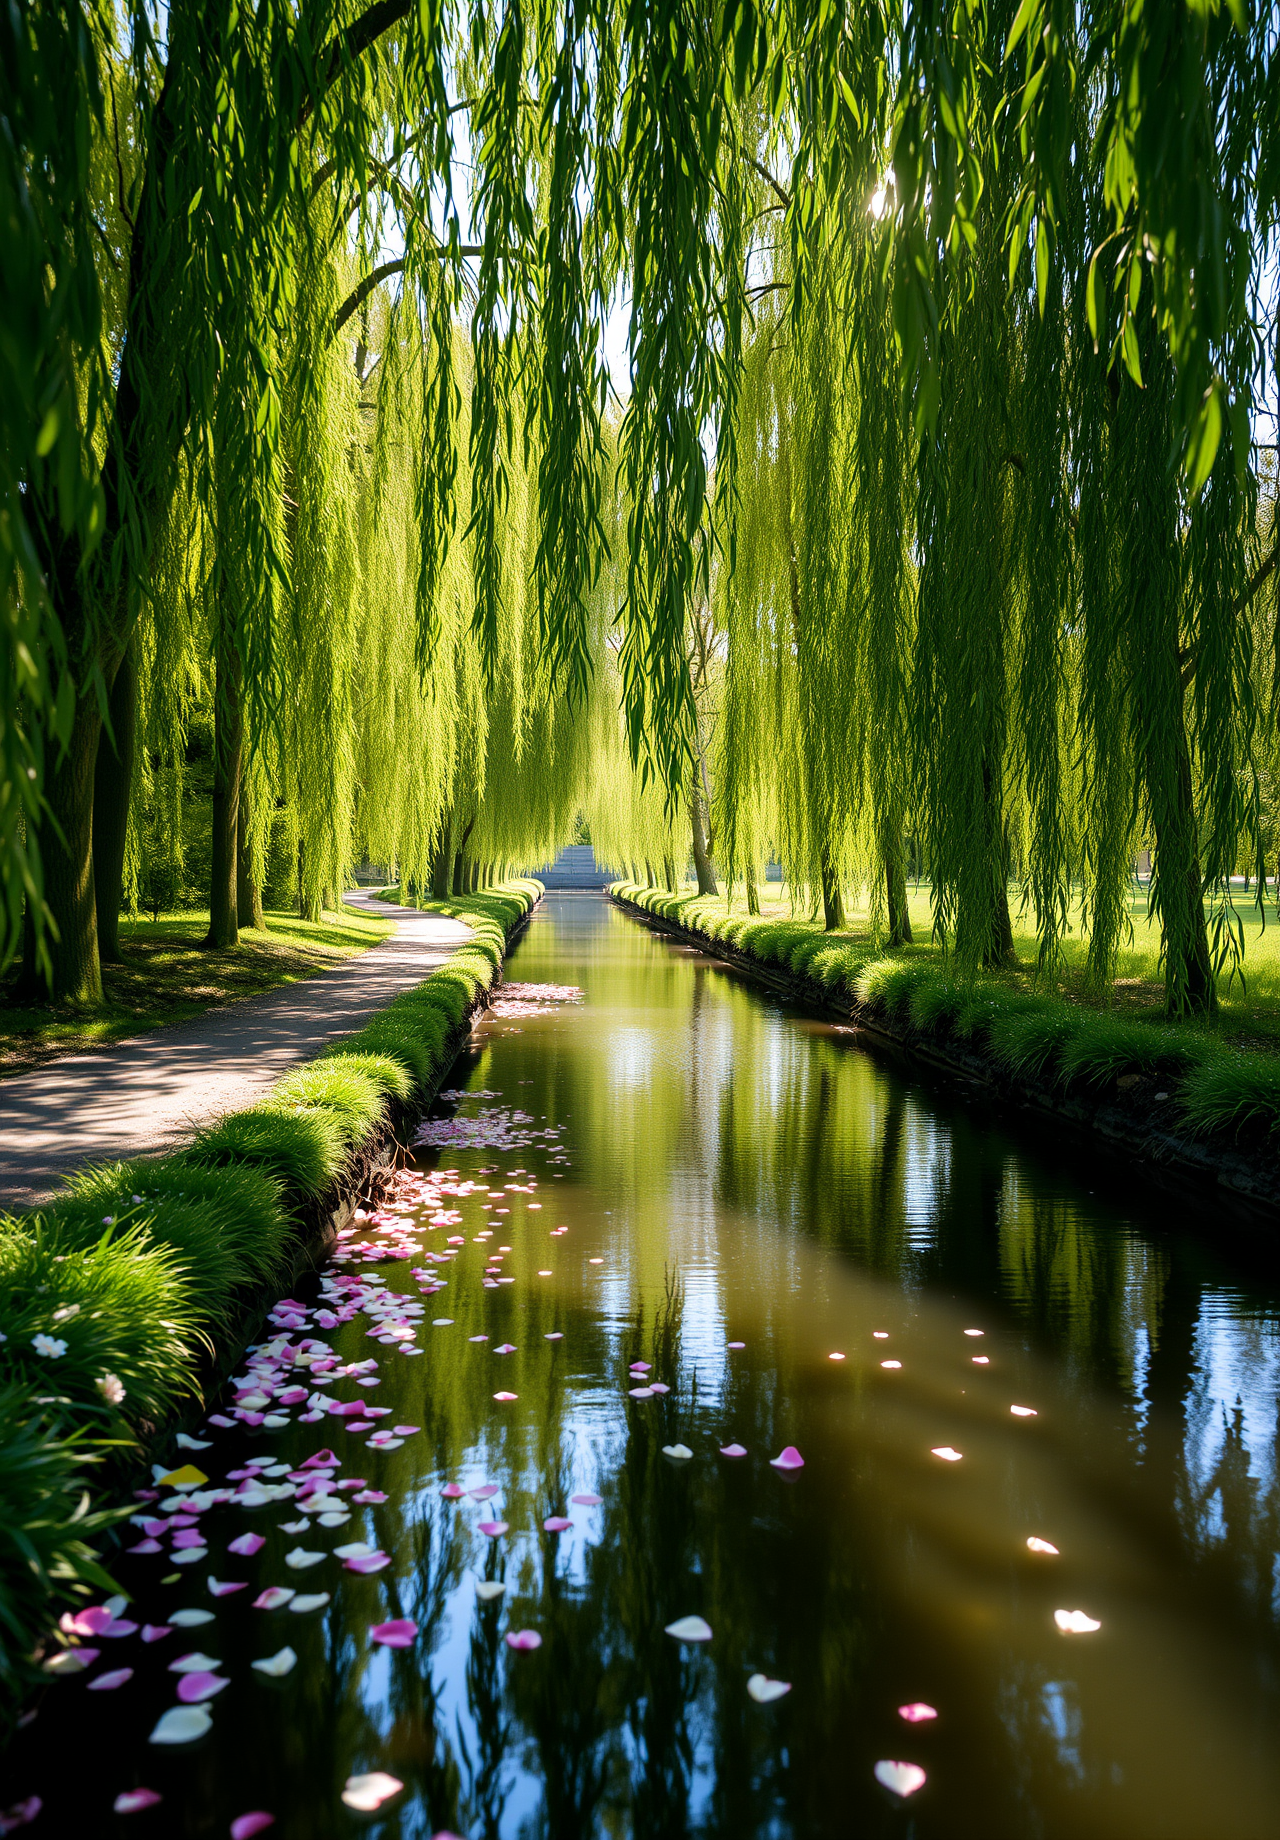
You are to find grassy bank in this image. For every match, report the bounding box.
[0,905,395,1079]
[613,883,1280,1151]
[0,881,539,1705]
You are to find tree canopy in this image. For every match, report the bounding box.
[3,0,1278,1014]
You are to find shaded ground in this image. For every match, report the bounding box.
[0,893,471,1208]
[0,905,393,1079]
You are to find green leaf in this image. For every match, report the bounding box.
[35,408,60,458]
[1034,215,1049,317]
[1085,248,1101,347]
[1004,0,1040,61]
[1184,384,1222,498]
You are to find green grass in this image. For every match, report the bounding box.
[183,1106,349,1200]
[0,1383,132,1702]
[0,904,395,1079]
[0,1223,203,1429]
[260,1058,387,1147]
[614,880,1280,1144]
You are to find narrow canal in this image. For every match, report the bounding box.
[8,891,1280,1839]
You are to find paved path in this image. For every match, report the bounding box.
[0,892,472,1209]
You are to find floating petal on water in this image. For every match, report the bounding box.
[1027,1537,1059,1555]
[251,1648,297,1677]
[177,1671,228,1704]
[87,1668,133,1691]
[898,1703,938,1723]
[543,1516,573,1533]
[665,1616,712,1643]
[770,1446,804,1471]
[493,1391,518,1402]
[505,1630,542,1651]
[228,1534,265,1557]
[113,1789,162,1814]
[341,1774,403,1813]
[371,1620,417,1648]
[230,1816,275,1839]
[344,1552,390,1574]
[874,1761,926,1798]
[475,1580,506,1601]
[149,1706,212,1745]
[931,1447,963,1462]
[570,1493,602,1506]
[284,1548,325,1570]
[662,1444,693,1460]
[1054,1609,1100,1634]
[477,1521,509,1538]
[170,1609,215,1628]
[746,1674,790,1704]
[169,1653,219,1673]
[252,1589,294,1611]
[719,1444,748,1458]
[1010,1405,1038,1418]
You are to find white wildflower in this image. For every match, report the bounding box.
[32,1334,68,1359]
[52,1304,80,1323]
[96,1373,126,1406]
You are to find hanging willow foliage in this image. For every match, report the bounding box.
[3,0,1278,1022]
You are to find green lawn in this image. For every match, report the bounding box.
[0,904,394,1078]
[666,878,1280,1048]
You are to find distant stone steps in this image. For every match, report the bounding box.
[531,844,614,888]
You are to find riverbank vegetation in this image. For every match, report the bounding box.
[615,883,1280,1152]
[0,882,537,1701]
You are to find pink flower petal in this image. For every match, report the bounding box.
[343,1553,391,1574]
[874,1761,926,1799]
[392,1425,419,1436]
[351,1489,387,1505]
[370,1619,418,1648]
[208,1580,247,1598]
[230,1815,276,1838]
[898,1703,938,1723]
[719,1444,748,1458]
[469,1484,499,1501]
[441,1484,466,1500]
[87,1668,134,1691]
[505,1630,542,1651]
[769,1446,804,1471]
[141,1625,172,1644]
[176,1671,228,1703]
[543,1517,573,1533]
[493,1391,518,1402]
[252,1588,297,1613]
[129,1540,164,1555]
[277,1387,308,1406]
[726,1341,746,1350]
[302,1449,339,1468]
[113,1788,162,1814]
[569,1493,602,1506]
[228,1534,265,1558]
[65,1605,114,1636]
[477,1521,509,1537]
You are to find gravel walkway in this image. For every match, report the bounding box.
[0,892,472,1209]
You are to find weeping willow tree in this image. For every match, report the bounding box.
[5,0,1280,1023]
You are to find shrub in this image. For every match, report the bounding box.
[259,1059,385,1147]
[1179,1054,1280,1140]
[38,1182,245,1322]
[338,1019,435,1089]
[0,1224,201,1429]
[59,1157,291,1294]
[0,1384,131,1703]
[185,1106,347,1199]
[856,957,930,1018]
[314,1049,412,1104]
[908,976,970,1035]
[987,1005,1083,1081]
[1058,1014,1214,1089]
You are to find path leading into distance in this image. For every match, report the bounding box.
[0,892,472,1208]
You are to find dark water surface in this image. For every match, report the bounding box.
[6,891,1280,1839]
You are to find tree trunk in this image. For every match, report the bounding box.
[663,855,678,893]
[452,816,476,895]
[93,640,138,964]
[746,872,761,915]
[883,824,913,947]
[1152,708,1215,1016]
[431,827,452,899]
[204,642,242,949]
[23,692,105,1004]
[690,778,718,897]
[645,859,656,887]
[820,847,846,931]
[236,803,264,928]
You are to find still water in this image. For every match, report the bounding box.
[7,891,1280,1838]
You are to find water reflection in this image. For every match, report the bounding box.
[4,891,1280,1839]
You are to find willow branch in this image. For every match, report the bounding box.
[748,157,791,212]
[1179,540,1280,689]
[299,0,412,125]
[333,247,487,333]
